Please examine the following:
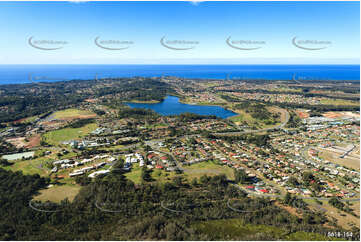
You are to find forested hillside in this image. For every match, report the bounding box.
[0,167,356,240]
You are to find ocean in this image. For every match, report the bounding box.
[0,64,359,85]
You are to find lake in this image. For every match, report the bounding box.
[126,96,237,119]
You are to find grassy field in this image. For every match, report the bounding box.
[3,160,46,176]
[152,168,180,183]
[182,160,234,181]
[229,106,280,129]
[320,99,360,106]
[179,97,225,106]
[125,163,178,184]
[192,218,337,240]
[229,110,254,124]
[125,160,234,185]
[269,87,303,93]
[128,99,161,104]
[2,156,51,176]
[103,144,125,151]
[304,198,360,230]
[34,184,81,203]
[146,123,168,129]
[24,115,39,123]
[2,149,77,177]
[322,201,360,230]
[53,108,96,120]
[42,123,98,145]
[318,149,360,170]
[124,163,142,184]
[203,82,221,87]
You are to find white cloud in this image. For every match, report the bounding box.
[68,0,88,3]
[189,1,204,6]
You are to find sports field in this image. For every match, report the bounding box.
[52,108,96,120]
[42,123,98,145]
[182,160,235,181]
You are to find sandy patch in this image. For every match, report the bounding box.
[296,109,309,119]
[323,112,343,118]
[275,202,302,218]
[5,137,27,148]
[60,114,97,121]
[40,120,65,129]
[12,118,27,124]
[85,99,98,103]
[25,134,41,148]
[323,111,360,119]
[342,112,360,118]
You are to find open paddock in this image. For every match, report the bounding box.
[34,184,81,203]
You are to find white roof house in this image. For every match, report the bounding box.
[69,171,84,177]
[88,170,110,178]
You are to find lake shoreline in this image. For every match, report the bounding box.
[126,95,237,119]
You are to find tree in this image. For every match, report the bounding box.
[0,159,13,166]
[329,197,345,210]
[311,181,322,192]
[112,158,125,172]
[226,185,246,198]
[75,175,91,186]
[284,192,292,205]
[302,171,315,186]
[199,174,210,184]
[191,178,198,187]
[234,169,247,184]
[141,166,152,182]
[172,176,183,187]
[288,176,299,186]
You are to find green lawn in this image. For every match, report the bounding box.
[42,123,98,145]
[124,163,142,184]
[182,160,235,181]
[2,156,51,176]
[151,168,177,183]
[53,108,95,119]
[1,148,78,177]
[125,163,178,184]
[103,144,125,151]
[229,110,253,124]
[128,99,161,104]
[24,115,39,123]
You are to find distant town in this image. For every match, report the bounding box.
[0,76,359,240]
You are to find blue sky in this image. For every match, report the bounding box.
[0,1,359,64]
